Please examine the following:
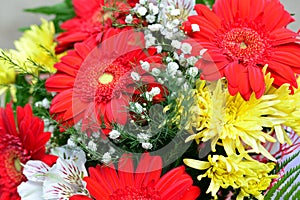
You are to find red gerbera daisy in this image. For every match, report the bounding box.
[46,31,162,134]
[70,153,200,200]
[183,0,300,100]
[56,0,136,52]
[0,104,56,200]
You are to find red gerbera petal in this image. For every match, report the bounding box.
[47,30,162,134]
[185,0,300,100]
[71,153,200,200]
[0,104,56,199]
[56,0,134,52]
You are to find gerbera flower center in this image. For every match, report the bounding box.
[76,57,132,103]
[110,186,161,200]
[217,27,269,65]
[98,73,114,84]
[2,148,29,187]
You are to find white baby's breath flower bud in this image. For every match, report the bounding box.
[131,71,141,81]
[92,132,100,139]
[151,68,161,76]
[35,101,42,108]
[137,6,147,16]
[186,56,198,66]
[158,78,164,84]
[167,62,179,76]
[171,40,182,49]
[156,45,162,53]
[149,3,159,15]
[187,67,199,77]
[176,77,185,85]
[200,48,208,56]
[67,138,77,147]
[149,87,161,96]
[109,146,116,154]
[145,92,152,101]
[125,14,133,23]
[142,142,153,150]
[176,70,183,76]
[165,57,173,63]
[139,0,147,5]
[173,52,179,60]
[101,152,112,164]
[140,61,150,71]
[148,24,163,31]
[130,102,144,114]
[146,15,156,23]
[109,130,121,139]
[191,24,200,32]
[181,43,192,54]
[42,98,50,109]
[87,141,97,151]
[137,133,151,142]
[145,33,156,48]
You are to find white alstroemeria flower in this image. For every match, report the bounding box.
[18,181,44,200]
[17,161,50,200]
[17,146,89,200]
[43,157,88,200]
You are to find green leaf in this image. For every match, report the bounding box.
[24,0,75,33]
[274,151,300,174]
[196,0,215,8]
[274,170,300,200]
[265,164,300,200]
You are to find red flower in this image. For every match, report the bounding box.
[184,0,300,100]
[56,0,134,52]
[70,153,200,200]
[46,31,162,134]
[0,104,56,200]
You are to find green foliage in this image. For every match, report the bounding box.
[196,0,215,8]
[265,156,300,200]
[273,151,300,174]
[24,0,75,32]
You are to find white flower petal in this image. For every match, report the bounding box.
[23,160,50,182]
[18,181,43,200]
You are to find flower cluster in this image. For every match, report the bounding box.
[0,0,299,199]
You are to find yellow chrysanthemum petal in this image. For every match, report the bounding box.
[184,154,277,199]
[0,51,16,101]
[9,19,59,76]
[183,159,211,170]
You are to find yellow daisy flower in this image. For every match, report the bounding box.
[0,52,16,102]
[184,154,276,199]
[10,19,59,76]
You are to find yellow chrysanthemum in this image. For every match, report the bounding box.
[183,66,300,161]
[10,19,59,76]
[264,73,300,139]
[0,52,16,102]
[184,154,277,199]
[186,78,283,161]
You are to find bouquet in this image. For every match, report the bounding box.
[0,0,299,199]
